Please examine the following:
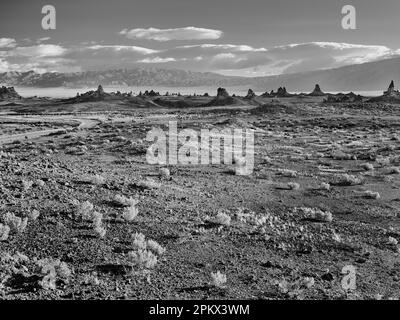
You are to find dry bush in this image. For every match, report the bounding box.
[35,258,72,290]
[211,271,227,288]
[332,174,362,186]
[320,182,330,191]
[362,190,381,199]
[278,169,297,178]
[28,209,40,221]
[128,233,166,273]
[21,179,33,191]
[331,150,353,160]
[287,182,300,190]
[75,200,94,221]
[2,212,28,233]
[215,211,231,226]
[361,163,374,171]
[159,168,170,179]
[113,194,138,207]
[0,224,10,241]
[87,174,106,185]
[297,207,333,223]
[122,205,138,222]
[386,167,400,174]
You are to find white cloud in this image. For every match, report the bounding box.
[138,57,176,63]
[120,26,222,41]
[11,44,67,57]
[0,38,17,48]
[87,45,159,55]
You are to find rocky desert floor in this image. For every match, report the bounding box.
[0,95,400,300]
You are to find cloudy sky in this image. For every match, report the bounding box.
[0,0,399,76]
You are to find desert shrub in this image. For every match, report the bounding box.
[159,168,170,179]
[362,190,381,199]
[388,237,398,245]
[135,178,160,189]
[87,174,105,185]
[287,182,300,190]
[132,232,147,250]
[113,194,138,207]
[35,179,45,187]
[91,211,106,238]
[0,224,10,241]
[28,209,40,221]
[386,167,400,174]
[332,174,362,186]
[75,200,94,220]
[320,182,330,191]
[128,233,165,274]
[278,169,297,177]
[211,271,227,288]
[2,212,28,233]
[215,211,231,226]
[122,205,138,222]
[361,163,374,171]
[82,272,100,286]
[128,249,158,270]
[331,150,353,160]
[376,156,390,167]
[297,207,333,223]
[146,239,166,255]
[21,179,33,191]
[35,258,72,290]
[0,252,30,290]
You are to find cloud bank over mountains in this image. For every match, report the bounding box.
[1,25,399,76]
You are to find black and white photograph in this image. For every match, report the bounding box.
[0,0,400,308]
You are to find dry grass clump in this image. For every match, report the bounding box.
[113,194,138,207]
[211,271,227,288]
[2,212,28,233]
[159,168,170,179]
[278,169,297,178]
[332,174,362,186]
[362,190,381,199]
[214,211,232,226]
[21,179,33,191]
[376,156,390,167]
[87,174,105,185]
[386,167,400,174]
[0,224,10,241]
[128,233,166,274]
[135,178,161,190]
[297,207,333,223]
[35,179,45,187]
[35,258,72,290]
[320,182,331,191]
[388,236,398,245]
[361,163,374,171]
[331,150,353,160]
[287,182,300,190]
[73,201,106,237]
[91,211,106,238]
[28,209,40,221]
[75,200,94,221]
[122,205,138,222]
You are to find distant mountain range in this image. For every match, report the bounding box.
[1,57,399,92]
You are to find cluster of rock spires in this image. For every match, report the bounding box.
[74,85,133,102]
[368,80,400,102]
[323,92,363,103]
[0,86,22,100]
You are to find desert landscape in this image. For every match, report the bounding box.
[0,81,399,300]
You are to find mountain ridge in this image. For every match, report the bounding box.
[1,57,399,92]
